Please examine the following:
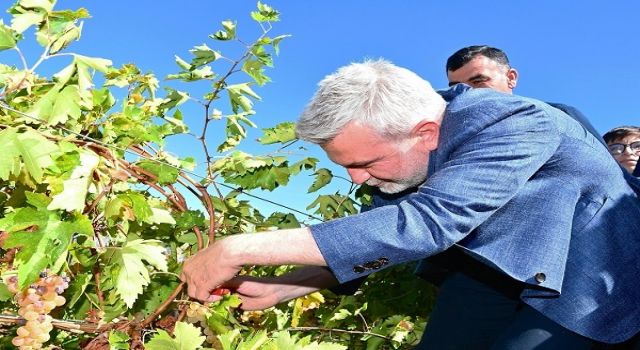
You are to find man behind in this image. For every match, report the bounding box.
[445,45,603,143]
[181,60,640,349]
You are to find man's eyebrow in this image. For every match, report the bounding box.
[342,157,382,168]
[467,73,488,81]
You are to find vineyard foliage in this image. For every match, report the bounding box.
[0,1,435,349]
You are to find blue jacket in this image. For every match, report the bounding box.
[310,85,640,343]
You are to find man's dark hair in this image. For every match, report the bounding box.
[603,126,640,144]
[446,45,511,72]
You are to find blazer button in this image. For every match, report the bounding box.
[363,261,383,269]
[353,265,366,273]
[534,272,546,283]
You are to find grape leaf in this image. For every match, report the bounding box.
[308,168,332,193]
[0,282,12,301]
[1,208,94,288]
[104,239,168,308]
[251,2,280,22]
[258,122,296,145]
[48,149,100,212]
[0,127,58,183]
[136,159,180,185]
[145,321,205,350]
[10,11,45,34]
[0,22,16,51]
[108,330,130,350]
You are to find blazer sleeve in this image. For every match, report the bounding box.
[310,101,561,283]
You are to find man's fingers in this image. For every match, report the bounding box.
[206,294,223,303]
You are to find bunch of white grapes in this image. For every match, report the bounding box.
[185,302,217,344]
[6,272,70,349]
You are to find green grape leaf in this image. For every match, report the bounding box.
[306,194,358,219]
[270,34,290,55]
[189,44,221,66]
[0,22,17,51]
[108,330,131,350]
[242,58,270,86]
[74,54,112,72]
[132,277,179,317]
[49,22,82,54]
[226,83,260,114]
[175,55,191,70]
[235,330,269,350]
[251,2,280,22]
[211,20,236,41]
[0,282,12,301]
[26,86,60,123]
[66,272,91,308]
[218,329,242,350]
[104,239,168,308]
[51,85,82,124]
[48,149,100,212]
[105,192,153,222]
[25,191,52,209]
[148,208,177,225]
[258,122,296,145]
[255,165,291,190]
[0,127,58,183]
[1,208,94,289]
[145,321,205,350]
[308,168,333,193]
[289,157,318,176]
[136,160,180,185]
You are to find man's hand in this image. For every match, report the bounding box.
[181,238,242,302]
[180,228,327,303]
[224,266,339,310]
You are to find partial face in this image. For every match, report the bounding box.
[607,133,640,173]
[321,122,432,194]
[447,55,518,94]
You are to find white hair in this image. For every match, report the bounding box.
[296,59,445,144]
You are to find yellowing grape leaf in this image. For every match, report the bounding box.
[291,292,325,327]
[145,321,205,350]
[104,239,168,308]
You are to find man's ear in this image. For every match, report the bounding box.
[507,68,518,89]
[411,120,440,151]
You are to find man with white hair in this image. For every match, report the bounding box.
[181,60,640,349]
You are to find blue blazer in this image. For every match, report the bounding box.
[310,85,640,343]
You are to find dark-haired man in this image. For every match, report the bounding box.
[445,45,603,144]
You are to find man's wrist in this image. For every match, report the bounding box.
[217,235,246,270]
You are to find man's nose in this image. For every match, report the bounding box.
[346,168,371,185]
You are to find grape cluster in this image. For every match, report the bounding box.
[185,302,216,343]
[6,272,70,350]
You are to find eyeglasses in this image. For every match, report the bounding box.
[607,141,640,155]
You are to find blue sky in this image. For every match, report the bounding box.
[3,1,639,221]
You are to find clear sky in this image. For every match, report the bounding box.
[3,1,639,221]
